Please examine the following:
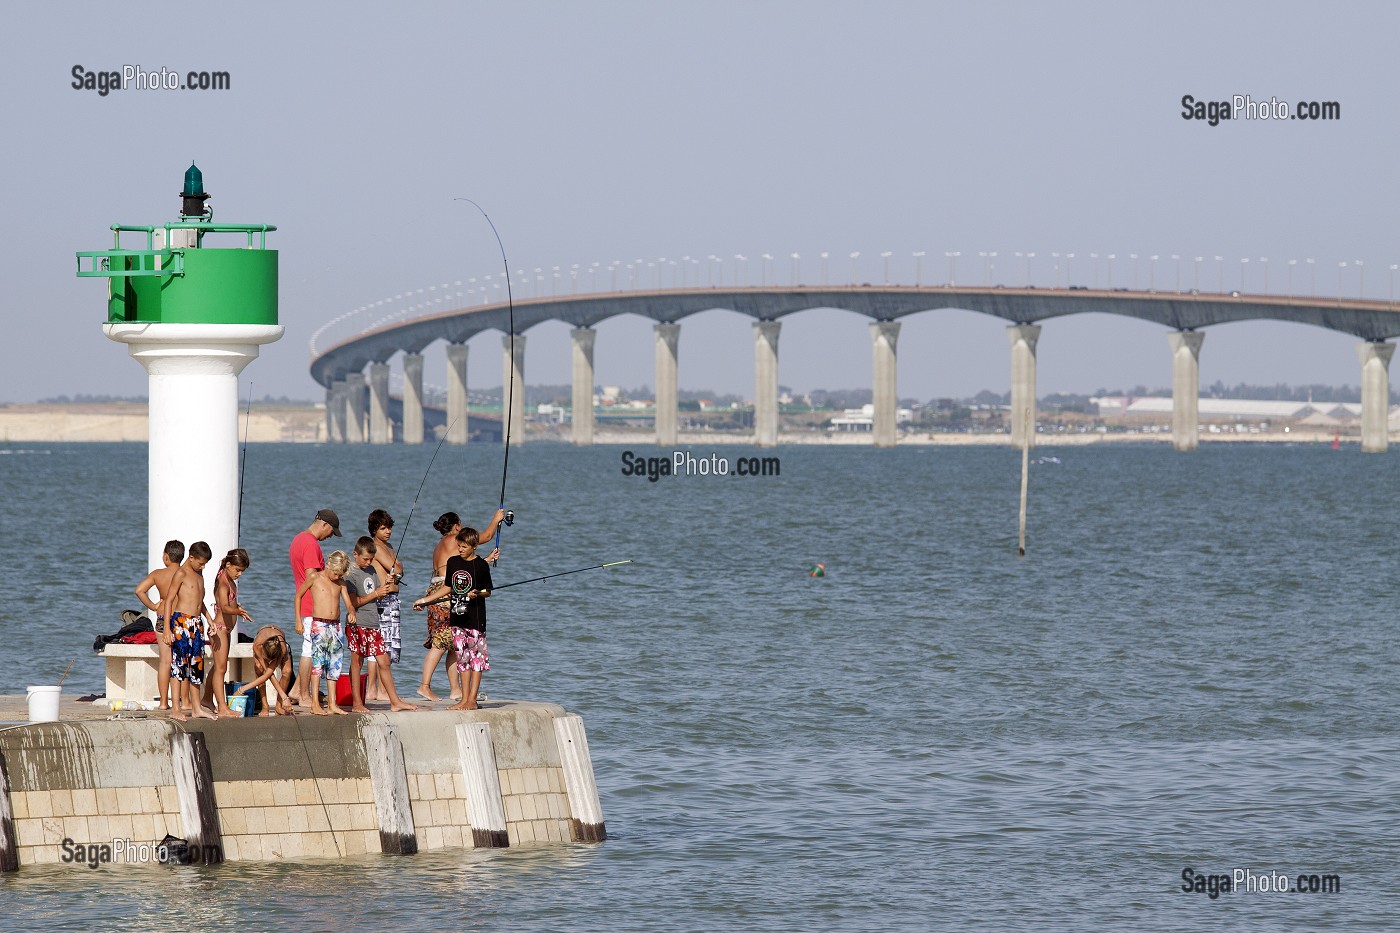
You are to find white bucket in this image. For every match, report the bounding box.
[26,685,62,723]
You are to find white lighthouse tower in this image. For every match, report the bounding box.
[77,165,282,584]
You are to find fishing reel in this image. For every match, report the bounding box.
[503,510,515,527]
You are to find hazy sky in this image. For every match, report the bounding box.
[2,1,1395,404]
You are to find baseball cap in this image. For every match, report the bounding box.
[315,509,342,536]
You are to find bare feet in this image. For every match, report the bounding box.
[416,686,440,701]
[449,694,462,702]
[311,705,328,716]
[447,700,477,711]
[389,699,420,712]
[169,708,187,722]
[191,705,217,721]
[331,705,349,716]
[351,704,370,713]
[217,708,241,719]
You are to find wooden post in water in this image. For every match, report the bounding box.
[170,732,224,864]
[364,724,418,855]
[1018,408,1030,557]
[0,754,18,872]
[455,722,509,847]
[554,714,606,841]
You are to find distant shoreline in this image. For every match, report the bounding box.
[0,402,1369,446]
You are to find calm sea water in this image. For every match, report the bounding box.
[2,440,1399,930]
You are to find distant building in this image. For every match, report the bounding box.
[829,403,913,431]
[1091,396,1400,428]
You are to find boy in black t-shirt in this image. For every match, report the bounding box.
[413,527,493,710]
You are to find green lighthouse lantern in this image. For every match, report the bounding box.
[76,165,278,327]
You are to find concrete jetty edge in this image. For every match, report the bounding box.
[0,698,606,869]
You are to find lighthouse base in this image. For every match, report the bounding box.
[104,323,283,583]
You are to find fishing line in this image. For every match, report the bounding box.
[453,197,516,557]
[237,383,252,540]
[392,416,458,559]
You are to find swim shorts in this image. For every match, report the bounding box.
[309,618,344,681]
[452,628,489,673]
[300,617,316,658]
[377,592,401,662]
[345,623,386,659]
[423,578,453,650]
[168,612,206,684]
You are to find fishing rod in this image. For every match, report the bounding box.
[496,559,633,591]
[416,560,633,606]
[391,415,458,566]
[236,383,252,540]
[454,197,517,557]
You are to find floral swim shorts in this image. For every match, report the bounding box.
[345,623,386,659]
[452,628,489,673]
[168,611,206,684]
[310,618,344,681]
[424,580,454,650]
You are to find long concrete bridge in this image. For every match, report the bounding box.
[309,285,1400,452]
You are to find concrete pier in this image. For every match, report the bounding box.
[402,352,424,445]
[1168,330,1205,452]
[654,323,680,447]
[1357,340,1395,453]
[446,342,469,445]
[871,321,900,448]
[0,697,604,868]
[368,362,391,445]
[1007,323,1041,448]
[344,372,366,444]
[329,380,348,444]
[325,384,341,444]
[572,327,596,446]
[754,320,781,448]
[503,334,526,447]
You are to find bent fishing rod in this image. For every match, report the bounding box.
[416,560,633,606]
[454,197,517,557]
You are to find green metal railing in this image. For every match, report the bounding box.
[76,222,277,280]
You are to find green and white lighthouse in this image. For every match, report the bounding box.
[77,165,282,586]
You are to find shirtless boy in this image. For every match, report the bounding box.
[134,540,184,711]
[294,550,355,716]
[159,541,217,722]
